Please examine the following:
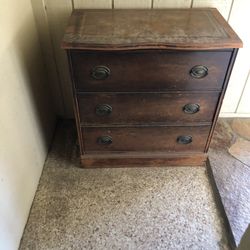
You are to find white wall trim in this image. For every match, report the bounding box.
[219,112,250,118]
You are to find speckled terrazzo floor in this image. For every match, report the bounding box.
[19,120,230,250]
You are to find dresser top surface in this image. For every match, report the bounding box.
[62,8,242,50]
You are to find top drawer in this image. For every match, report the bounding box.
[70,50,231,92]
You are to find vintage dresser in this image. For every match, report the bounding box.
[62,8,242,168]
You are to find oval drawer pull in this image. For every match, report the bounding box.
[190,65,208,79]
[96,104,112,116]
[177,135,192,144]
[183,103,200,114]
[91,65,110,80]
[97,135,112,145]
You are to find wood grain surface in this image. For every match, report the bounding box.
[70,50,232,91]
[77,92,220,125]
[62,9,242,50]
[62,8,241,167]
[82,126,210,152]
[81,152,207,167]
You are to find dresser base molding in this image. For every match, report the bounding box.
[80,153,207,168]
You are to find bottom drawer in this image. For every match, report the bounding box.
[82,126,210,153]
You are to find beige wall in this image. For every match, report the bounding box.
[0,0,55,249]
[32,0,250,118]
[0,1,247,248]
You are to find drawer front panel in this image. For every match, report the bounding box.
[71,51,231,91]
[77,92,220,125]
[83,126,210,153]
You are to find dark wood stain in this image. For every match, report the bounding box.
[77,92,220,125]
[83,126,210,153]
[205,49,239,152]
[62,8,241,167]
[81,152,207,167]
[81,154,207,167]
[71,50,231,91]
[62,9,242,50]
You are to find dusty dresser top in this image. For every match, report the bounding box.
[62,8,242,50]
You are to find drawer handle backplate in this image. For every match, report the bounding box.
[96,104,112,116]
[183,103,200,114]
[177,135,193,144]
[97,135,112,145]
[91,65,110,80]
[190,65,208,79]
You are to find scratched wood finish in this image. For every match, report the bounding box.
[83,126,211,153]
[70,50,231,91]
[81,153,208,167]
[77,92,220,125]
[204,49,239,152]
[31,0,249,117]
[61,8,241,167]
[62,9,242,50]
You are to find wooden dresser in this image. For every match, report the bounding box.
[62,8,242,168]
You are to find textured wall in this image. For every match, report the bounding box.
[0,0,55,249]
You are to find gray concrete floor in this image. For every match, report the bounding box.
[20,120,231,250]
[209,118,250,246]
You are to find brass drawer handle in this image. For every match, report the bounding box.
[95,104,112,116]
[190,65,208,79]
[183,103,200,114]
[91,65,110,80]
[177,135,192,144]
[97,135,112,145]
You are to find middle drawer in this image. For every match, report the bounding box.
[77,92,219,125]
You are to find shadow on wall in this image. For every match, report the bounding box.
[12,15,56,148]
[0,5,56,250]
